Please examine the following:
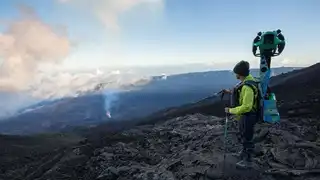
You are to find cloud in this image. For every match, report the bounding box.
[0,5,71,91]
[58,0,164,31]
[279,58,307,66]
[270,57,311,67]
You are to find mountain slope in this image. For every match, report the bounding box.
[141,63,320,121]
[0,93,106,135]
[271,63,320,118]
[0,67,297,135]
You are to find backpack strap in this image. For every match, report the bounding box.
[243,80,259,111]
[231,83,243,108]
[231,80,257,108]
[243,80,258,92]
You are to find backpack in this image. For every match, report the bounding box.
[231,79,280,124]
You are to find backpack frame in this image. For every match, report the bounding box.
[231,79,280,124]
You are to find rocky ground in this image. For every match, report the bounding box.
[78,113,320,180]
[2,113,319,180]
[0,63,319,180]
[0,133,83,180]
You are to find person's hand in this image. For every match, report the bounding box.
[224,107,230,113]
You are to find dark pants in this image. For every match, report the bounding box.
[238,113,256,160]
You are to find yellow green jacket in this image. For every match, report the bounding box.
[229,74,258,119]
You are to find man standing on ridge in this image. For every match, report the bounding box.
[223,60,258,168]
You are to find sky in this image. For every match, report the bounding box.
[0,0,320,76]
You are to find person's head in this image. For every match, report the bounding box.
[233,60,250,81]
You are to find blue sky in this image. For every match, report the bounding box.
[1,0,319,71]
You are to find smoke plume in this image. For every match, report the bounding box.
[102,89,119,119]
[0,5,71,91]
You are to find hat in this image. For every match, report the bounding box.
[233,60,250,76]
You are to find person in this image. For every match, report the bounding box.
[223,60,259,168]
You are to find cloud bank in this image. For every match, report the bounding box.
[0,5,71,91]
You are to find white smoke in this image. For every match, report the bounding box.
[0,5,71,91]
[0,1,164,118]
[160,73,167,80]
[0,68,154,118]
[106,110,111,118]
[26,69,151,98]
[0,5,71,118]
[101,89,119,119]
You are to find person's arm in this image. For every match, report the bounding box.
[229,85,254,115]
